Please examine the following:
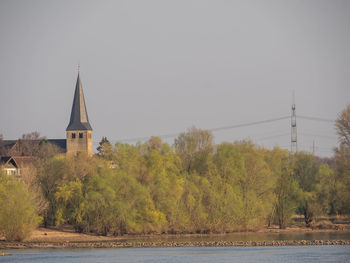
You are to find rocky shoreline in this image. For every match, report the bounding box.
[1,239,350,249]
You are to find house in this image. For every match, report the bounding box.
[0,69,93,176]
[0,156,33,176]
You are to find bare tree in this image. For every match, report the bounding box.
[0,134,6,156]
[336,103,350,146]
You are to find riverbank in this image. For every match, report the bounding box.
[1,226,350,249]
[1,239,350,249]
[23,223,350,243]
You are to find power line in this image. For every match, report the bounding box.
[209,116,290,132]
[92,114,335,144]
[299,132,337,140]
[110,116,291,143]
[298,115,334,123]
[256,132,290,141]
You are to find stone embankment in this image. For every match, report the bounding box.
[1,240,350,249]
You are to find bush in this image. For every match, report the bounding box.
[0,172,41,241]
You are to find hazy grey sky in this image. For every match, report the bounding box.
[0,0,349,156]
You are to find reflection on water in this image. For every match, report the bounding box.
[120,231,350,243]
[2,246,350,263]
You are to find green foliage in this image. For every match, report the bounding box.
[292,152,337,226]
[37,156,71,226]
[30,122,350,235]
[227,141,275,230]
[0,171,41,241]
[265,148,299,229]
[333,144,350,214]
[55,180,86,231]
[331,104,350,214]
[4,104,350,238]
[174,126,214,175]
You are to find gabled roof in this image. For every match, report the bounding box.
[66,71,92,131]
[46,139,67,152]
[11,156,33,168]
[0,156,32,169]
[3,140,17,149]
[2,140,20,155]
[0,156,12,167]
[2,139,67,155]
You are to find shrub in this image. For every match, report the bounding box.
[0,172,41,241]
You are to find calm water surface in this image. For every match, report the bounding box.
[1,246,350,263]
[125,231,350,242]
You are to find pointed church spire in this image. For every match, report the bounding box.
[66,69,92,131]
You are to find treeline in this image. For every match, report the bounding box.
[37,136,346,236]
[1,105,350,241]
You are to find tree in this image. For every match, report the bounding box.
[234,141,275,230]
[146,136,163,152]
[55,180,87,232]
[336,103,350,146]
[97,137,113,160]
[333,145,350,214]
[174,126,214,175]
[315,164,334,215]
[84,170,121,235]
[37,156,71,226]
[113,142,147,184]
[211,143,245,231]
[0,134,6,156]
[20,162,48,219]
[293,152,318,226]
[142,138,184,233]
[293,152,333,226]
[214,142,244,184]
[333,104,350,214]
[18,132,44,156]
[35,139,61,159]
[266,148,299,229]
[0,171,41,241]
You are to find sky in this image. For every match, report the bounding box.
[0,0,349,157]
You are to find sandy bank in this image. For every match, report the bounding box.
[23,225,350,243]
[1,226,350,249]
[1,239,350,249]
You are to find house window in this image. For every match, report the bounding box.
[7,169,17,175]
[79,133,83,139]
[72,133,76,139]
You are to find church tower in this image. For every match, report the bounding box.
[66,69,93,156]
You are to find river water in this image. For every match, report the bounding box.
[123,231,350,243]
[1,232,350,262]
[1,246,350,263]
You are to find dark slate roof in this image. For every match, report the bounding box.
[66,71,92,131]
[0,156,12,165]
[47,139,67,153]
[3,140,17,149]
[0,156,17,169]
[2,139,67,154]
